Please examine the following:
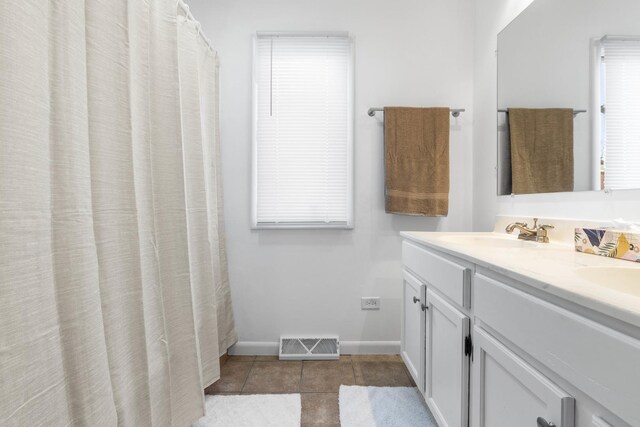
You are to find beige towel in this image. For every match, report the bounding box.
[384,107,450,216]
[508,108,574,194]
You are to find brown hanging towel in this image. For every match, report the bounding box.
[384,107,450,216]
[508,108,574,194]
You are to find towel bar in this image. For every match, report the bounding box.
[367,107,465,118]
[498,109,587,116]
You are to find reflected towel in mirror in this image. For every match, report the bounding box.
[508,108,574,194]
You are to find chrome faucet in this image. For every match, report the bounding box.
[505,218,554,243]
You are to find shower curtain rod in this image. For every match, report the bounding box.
[367,107,466,118]
[177,0,215,54]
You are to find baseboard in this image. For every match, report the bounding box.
[228,341,279,356]
[228,340,400,356]
[340,341,401,354]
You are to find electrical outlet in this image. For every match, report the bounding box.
[361,297,381,310]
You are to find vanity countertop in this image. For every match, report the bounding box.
[401,231,640,330]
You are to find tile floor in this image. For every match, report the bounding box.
[204,354,415,426]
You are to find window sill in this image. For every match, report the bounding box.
[252,222,354,230]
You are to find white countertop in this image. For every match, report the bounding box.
[401,231,640,330]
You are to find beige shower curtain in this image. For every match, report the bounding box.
[0,0,236,425]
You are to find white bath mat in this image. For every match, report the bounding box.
[192,394,301,427]
[339,385,436,427]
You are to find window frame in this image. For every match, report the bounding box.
[250,31,355,230]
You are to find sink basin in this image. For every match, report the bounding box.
[575,266,640,296]
[437,234,539,249]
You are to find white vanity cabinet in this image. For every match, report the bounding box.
[402,240,472,427]
[400,234,640,427]
[474,272,640,427]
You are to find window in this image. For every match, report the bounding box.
[252,33,353,229]
[600,37,640,190]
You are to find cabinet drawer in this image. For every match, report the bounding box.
[402,241,470,308]
[475,273,640,427]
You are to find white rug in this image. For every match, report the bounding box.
[339,386,437,427]
[192,394,301,427]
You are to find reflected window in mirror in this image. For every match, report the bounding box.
[598,37,640,191]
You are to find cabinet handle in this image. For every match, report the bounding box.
[412,297,420,304]
[421,303,428,311]
[536,417,556,427]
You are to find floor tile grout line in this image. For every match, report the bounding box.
[350,358,358,386]
[299,391,340,394]
[239,359,255,393]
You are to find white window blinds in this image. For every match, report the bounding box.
[603,38,640,190]
[252,33,353,228]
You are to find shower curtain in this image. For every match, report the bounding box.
[0,0,236,425]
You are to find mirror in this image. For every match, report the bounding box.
[497,0,640,195]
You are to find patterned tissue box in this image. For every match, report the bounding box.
[575,228,640,262]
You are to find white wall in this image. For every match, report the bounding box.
[473,0,640,231]
[187,0,474,352]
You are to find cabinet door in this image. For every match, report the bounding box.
[401,270,426,392]
[471,326,575,427]
[425,289,470,427]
